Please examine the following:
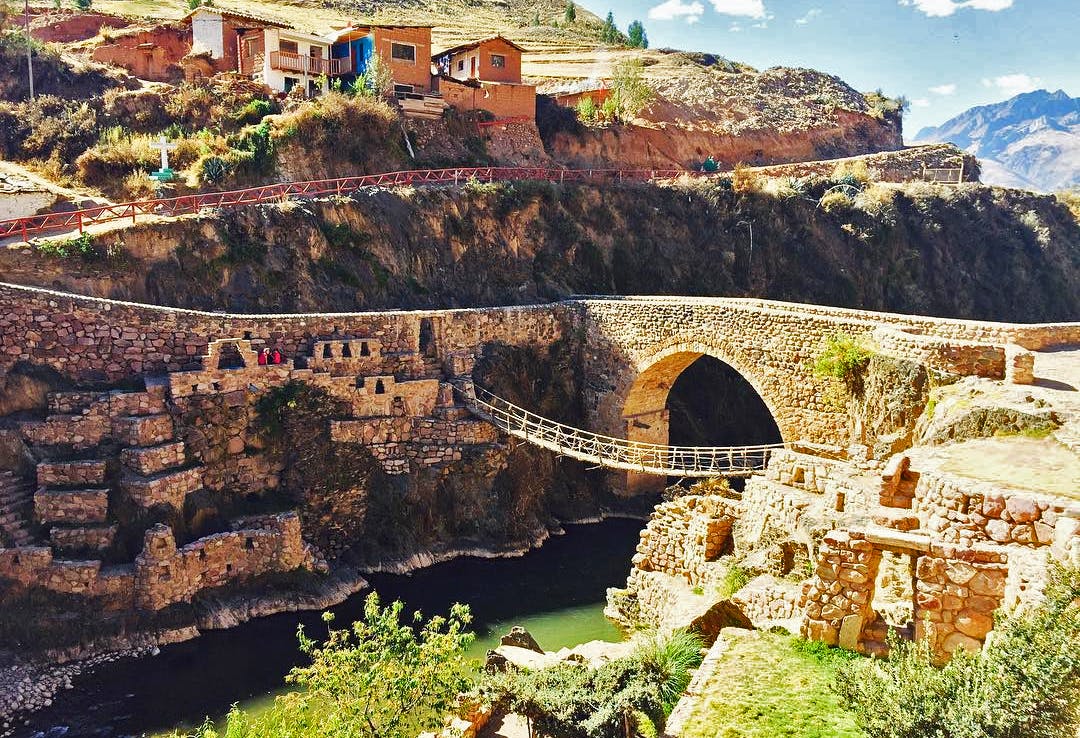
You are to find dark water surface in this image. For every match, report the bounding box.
[15,519,643,738]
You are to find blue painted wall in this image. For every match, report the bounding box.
[331,35,374,75]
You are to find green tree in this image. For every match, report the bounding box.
[835,562,1080,738]
[564,0,576,24]
[601,12,619,42]
[73,0,92,9]
[532,9,541,25]
[627,20,648,48]
[610,58,656,121]
[185,593,474,738]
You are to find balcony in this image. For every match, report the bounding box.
[269,50,349,77]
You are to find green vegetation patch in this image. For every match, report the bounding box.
[813,333,873,393]
[683,632,864,738]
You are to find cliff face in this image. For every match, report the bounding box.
[545,108,902,171]
[5,180,1077,323]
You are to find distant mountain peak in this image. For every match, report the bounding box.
[914,88,1080,193]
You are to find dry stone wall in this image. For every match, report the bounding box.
[133,513,313,611]
[911,466,1080,549]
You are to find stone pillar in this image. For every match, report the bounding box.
[799,530,882,649]
[913,545,1007,664]
[1005,345,1035,385]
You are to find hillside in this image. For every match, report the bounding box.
[915,89,1080,193]
[9,0,902,177]
[3,178,1077,322]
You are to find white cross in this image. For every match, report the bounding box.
[150,135,178,171]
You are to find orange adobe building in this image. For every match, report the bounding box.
[433,35,536,120]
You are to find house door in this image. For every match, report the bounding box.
[470,55,477,78]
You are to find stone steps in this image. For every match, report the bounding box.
[34,487,110,526]
[0,471,36,547]
[113,413,175,447]
[122,465,203,510]
[121,440,187,476]
[50,523,118,554]
[36,459,109,488]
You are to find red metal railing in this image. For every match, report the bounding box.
[0,167,696,241]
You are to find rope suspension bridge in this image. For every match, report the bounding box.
[460,384,785,478]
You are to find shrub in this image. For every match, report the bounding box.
[482,629,703,738]
[732,163,763,194]
[73,0,92,9]
[1055,190,1080,222]
[864,90,906,119]
[813,333,872,391]
[718,564,751,599]
[233,98,272,125]
[32,233,116,261]
[854,183,898,219]
[819,189,855,213]
[0,95,100,167]
[577,95,598,122]
[832,160,872,186]
[179,593,474,738]
[835,562,1080,738]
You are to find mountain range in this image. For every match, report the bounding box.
[915,89,1079,193]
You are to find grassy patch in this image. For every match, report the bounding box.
[682,631,864,738]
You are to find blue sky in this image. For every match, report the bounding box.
[575,0,1079,137]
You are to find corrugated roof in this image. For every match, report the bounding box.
[434,35,527,59]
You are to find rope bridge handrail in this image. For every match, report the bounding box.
[459,384,784,478]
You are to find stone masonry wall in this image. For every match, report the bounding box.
[913,468,1080,548]
[0,283,571,384]
[632,495,739,586]
[0,512,311,611]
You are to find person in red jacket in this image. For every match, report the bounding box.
[271,348,283,365]
[258,348,269,366]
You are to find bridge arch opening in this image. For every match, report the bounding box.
[622,350,782,494]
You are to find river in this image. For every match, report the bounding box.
[15,519,643,738]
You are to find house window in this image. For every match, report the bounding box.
[283,77,299,92]
[279,40,298,54]
[457,59,465,72]
[490,54,506,68]
[309,46,323,59]
[391,43,416,63]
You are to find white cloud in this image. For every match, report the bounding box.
[912,98,931,108]
[899,0,1013,17]
[982,73,1042,96]
[648,0,706,23]
[929,83,957,95]
[710,0,767,19]
[729,21,744,31]
[795,8,821,24]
